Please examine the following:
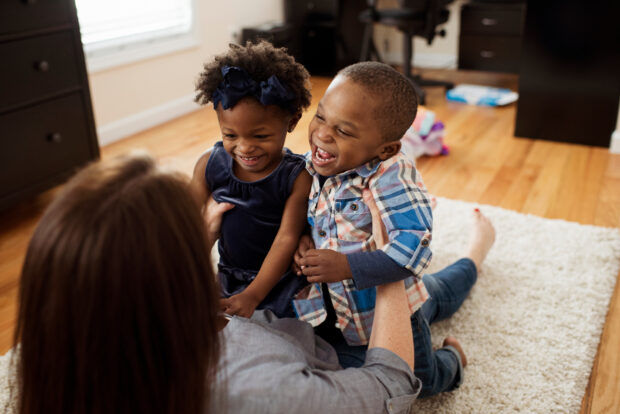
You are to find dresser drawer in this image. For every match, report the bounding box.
[0,93,94,198]
[460,4,525,36]
[459,34,522,73]
[0,0,73,36]
[0,31,81,111]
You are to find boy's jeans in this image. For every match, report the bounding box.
[326,258,478,398]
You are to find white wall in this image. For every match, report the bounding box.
[88,0,283,145]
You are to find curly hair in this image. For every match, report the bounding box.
[195,40,312,114]
[338,62,418,141]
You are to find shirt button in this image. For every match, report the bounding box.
[421,238,430,247]
[350,203,358,211]
[313,192,319,198]
[318,230,326,237]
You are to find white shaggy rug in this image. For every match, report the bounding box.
[414,197,620,414]
[0,197,618,413]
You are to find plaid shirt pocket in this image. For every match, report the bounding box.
[334,197,372,244]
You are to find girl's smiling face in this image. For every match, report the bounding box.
[216,97,300,182]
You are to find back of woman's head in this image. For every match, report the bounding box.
[15,153,220,414]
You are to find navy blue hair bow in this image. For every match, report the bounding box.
[211,65,296,112]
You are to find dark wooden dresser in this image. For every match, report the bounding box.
[284,0,366,76]
[0,0,99,211]
[458,0,526,73]
[514,0,620,147]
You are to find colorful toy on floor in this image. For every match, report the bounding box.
[401,107,449,159]
[446,84,518,106]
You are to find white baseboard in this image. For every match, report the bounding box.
[610,130,620,154]
[381,51,457,69]
[97,93,201,147]
[414,53,458,69]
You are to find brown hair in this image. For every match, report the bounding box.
[14,153,221,414]
[195,40,312,114]
[338,61,418,141]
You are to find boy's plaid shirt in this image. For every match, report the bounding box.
[293,151,433,346]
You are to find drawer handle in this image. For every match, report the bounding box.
[35,60,49,72]
[481,18,498,26]
[47,133,62,143]
[480,50,495,58]
[23,0,38,4]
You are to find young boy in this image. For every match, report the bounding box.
[294,62,464,396]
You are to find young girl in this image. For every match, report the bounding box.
[191,41,312,318]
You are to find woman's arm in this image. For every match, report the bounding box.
[364,189,415,371]
[190,148,234,250]
[189,149,212,210]
[221,170,312,317]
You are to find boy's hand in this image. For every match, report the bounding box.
[293,234,315,275]
[299,249,353,283]
[220,292,260,318]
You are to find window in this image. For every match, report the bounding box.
[75,0,197,72]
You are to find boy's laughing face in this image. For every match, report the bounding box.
[308,75,400,177]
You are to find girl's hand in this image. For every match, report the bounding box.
[293,234,315,275]
[220,292,260,318]
[296,189,386,284]
[204,196,234,249]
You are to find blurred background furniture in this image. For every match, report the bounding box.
[0,0,99,211]
[283,0,366,76]
[359,0,455,104]
[458,0,526,74]
[514,0,620,147]
[241,0,367,76]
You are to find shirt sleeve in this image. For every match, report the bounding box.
[368,157,433,278]
[347,250,413,290]
[274,348,421,414]
[220,316,421,414]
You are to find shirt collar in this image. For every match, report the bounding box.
[304,152,382,179]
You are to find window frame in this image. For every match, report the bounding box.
[78,0,199,73]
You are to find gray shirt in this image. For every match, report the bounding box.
[212,311,421,414]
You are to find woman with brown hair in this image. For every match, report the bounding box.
[12,152,423,414]
[14,154,221,413]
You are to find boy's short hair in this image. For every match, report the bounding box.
[338,62,418,142]
[195,40,312,115]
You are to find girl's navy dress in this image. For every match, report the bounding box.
[206,141,308,317]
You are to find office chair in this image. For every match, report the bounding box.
[359,0,454,104]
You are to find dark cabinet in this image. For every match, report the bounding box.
[458,1,526,73]
[514,0,620,147]
[0,0,99,210]
[284,0,366,76]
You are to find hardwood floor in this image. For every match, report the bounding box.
[1,70,618,412]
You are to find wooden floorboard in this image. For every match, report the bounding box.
[0,69,618,412]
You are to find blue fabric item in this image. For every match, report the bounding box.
[319,258,477,398]
[347,250,412,290]
[211,65,296,112]
[206,141,308,317]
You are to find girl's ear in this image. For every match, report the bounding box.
[377,140,402,161]
[287,111,302,133]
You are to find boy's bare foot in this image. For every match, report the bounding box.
[443,336,468,367]
[463,208,495,271]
